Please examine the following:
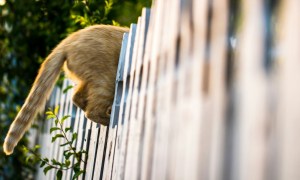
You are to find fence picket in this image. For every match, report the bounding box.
[84,122,100,180]
[92,125,108,179]
[233,1,268,180]
[102,32,129,180]
[123,17,142,180]
[139,0,165,178]
[112,24,137,180]
[276,1,300,179]
[78,117,91,179]
[49,86,63,180]
[64,84,75,180]
[150,0,179,179]
[207,0,228,179]
[63,106,82,179]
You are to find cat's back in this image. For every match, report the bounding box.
[67,25,128,43]
[62,25,129,80]
[61,25,128,56]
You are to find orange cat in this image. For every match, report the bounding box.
[3,25,129,155]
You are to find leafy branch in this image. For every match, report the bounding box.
[23,106,87,180]
[70,0,118,27]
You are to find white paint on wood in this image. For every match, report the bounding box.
[92,125,108,179]
[276,1,300,179]
[234,0,268,180]
[102,32,129,180]
[112,24,137,180]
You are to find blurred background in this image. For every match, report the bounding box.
[0,0,151,179]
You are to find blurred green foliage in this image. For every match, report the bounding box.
[0,0,151,179]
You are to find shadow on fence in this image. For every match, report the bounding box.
[32,0,300,179]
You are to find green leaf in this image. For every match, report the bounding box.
[75,153,82,161]
[73,162,80,172]
[63,85,74,94]
[60,115,71,124]
[72,133,78,142]
[40,161,46,168]
[80,150,87,154]
[60,141,71,147]
[63,149,70,155]
[22,146,29,154]
[56,170,63,180]
[34,144,41,151]
[25,155,33,164]
[43,165,53,175]
[51,159,61,166]
[46,114,56,120]
[65,127,72,132]
[50,127,60,133]
[45,111,54,115]
[55,119,59,126]
[112,20,120,26]
[51,134,64,142]
[65,160,71,167]
[63,150,74,160]
[32,123,39,129]
[65,152,74,160]
[104,0,113,16]
[54,106,59,115]
[72,170,84,180]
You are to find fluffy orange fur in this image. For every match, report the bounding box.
[3,25,129,155]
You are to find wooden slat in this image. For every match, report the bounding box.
[84,122,101,180]
[44,80,72,179]
[124,8,150,180]
[165,0,207,179]
[84,120,96,179]
[56,80,69,148]
[233,0,268,180]
[123,16,142,180]
[76,114,91,178]
[150,0,178,179]
[133,9,151,180]
[51,80,70,179]
[276,1,300,179]
[48,86,63,180]
[64,84,75,180]
[82,120,92,158]
[66,107,80,179]
[207,0,228,179]
[139,0,164,179]
[92,125,108,179]
[102,32,129,180]
[111,24,137,180]
[50,87,62,179]
[170,1,201,179]
[59,80,74,180]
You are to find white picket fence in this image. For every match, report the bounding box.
[32,0,300,179]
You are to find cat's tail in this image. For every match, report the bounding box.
[3,48,66,155]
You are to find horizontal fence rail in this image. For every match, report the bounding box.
[31,0,300,179]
